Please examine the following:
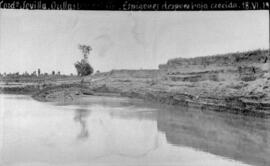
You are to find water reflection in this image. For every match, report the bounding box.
[104,102,270,166]
[1,94,269,166]
[74,108,91,139]
[155,105,270,166]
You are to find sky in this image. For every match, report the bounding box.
[0,10,269,74]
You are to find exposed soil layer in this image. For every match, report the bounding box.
[1,49,270,117]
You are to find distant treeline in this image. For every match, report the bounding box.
[0,68,75,77]
[0,69,79,83]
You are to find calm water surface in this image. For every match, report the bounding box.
[0,94,269,166]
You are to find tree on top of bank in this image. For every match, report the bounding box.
[74,44,94,76]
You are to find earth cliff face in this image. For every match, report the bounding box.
[153,49,270,116]
[159,49,269,82]
[19,49,270,116]
[88,49,270,116]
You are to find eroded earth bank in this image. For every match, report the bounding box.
[2,49,270,117]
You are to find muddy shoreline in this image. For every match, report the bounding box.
[1,81,269,118]
[1,49,269,117]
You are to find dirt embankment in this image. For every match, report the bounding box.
[92,49,270,117]
[0,75,81,94]
[153,49,270,116]
[3,49,270,117]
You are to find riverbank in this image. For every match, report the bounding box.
[1,49,270,117]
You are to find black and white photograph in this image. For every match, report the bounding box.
[0,1,269,166]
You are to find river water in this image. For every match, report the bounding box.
[0,94,269,166]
